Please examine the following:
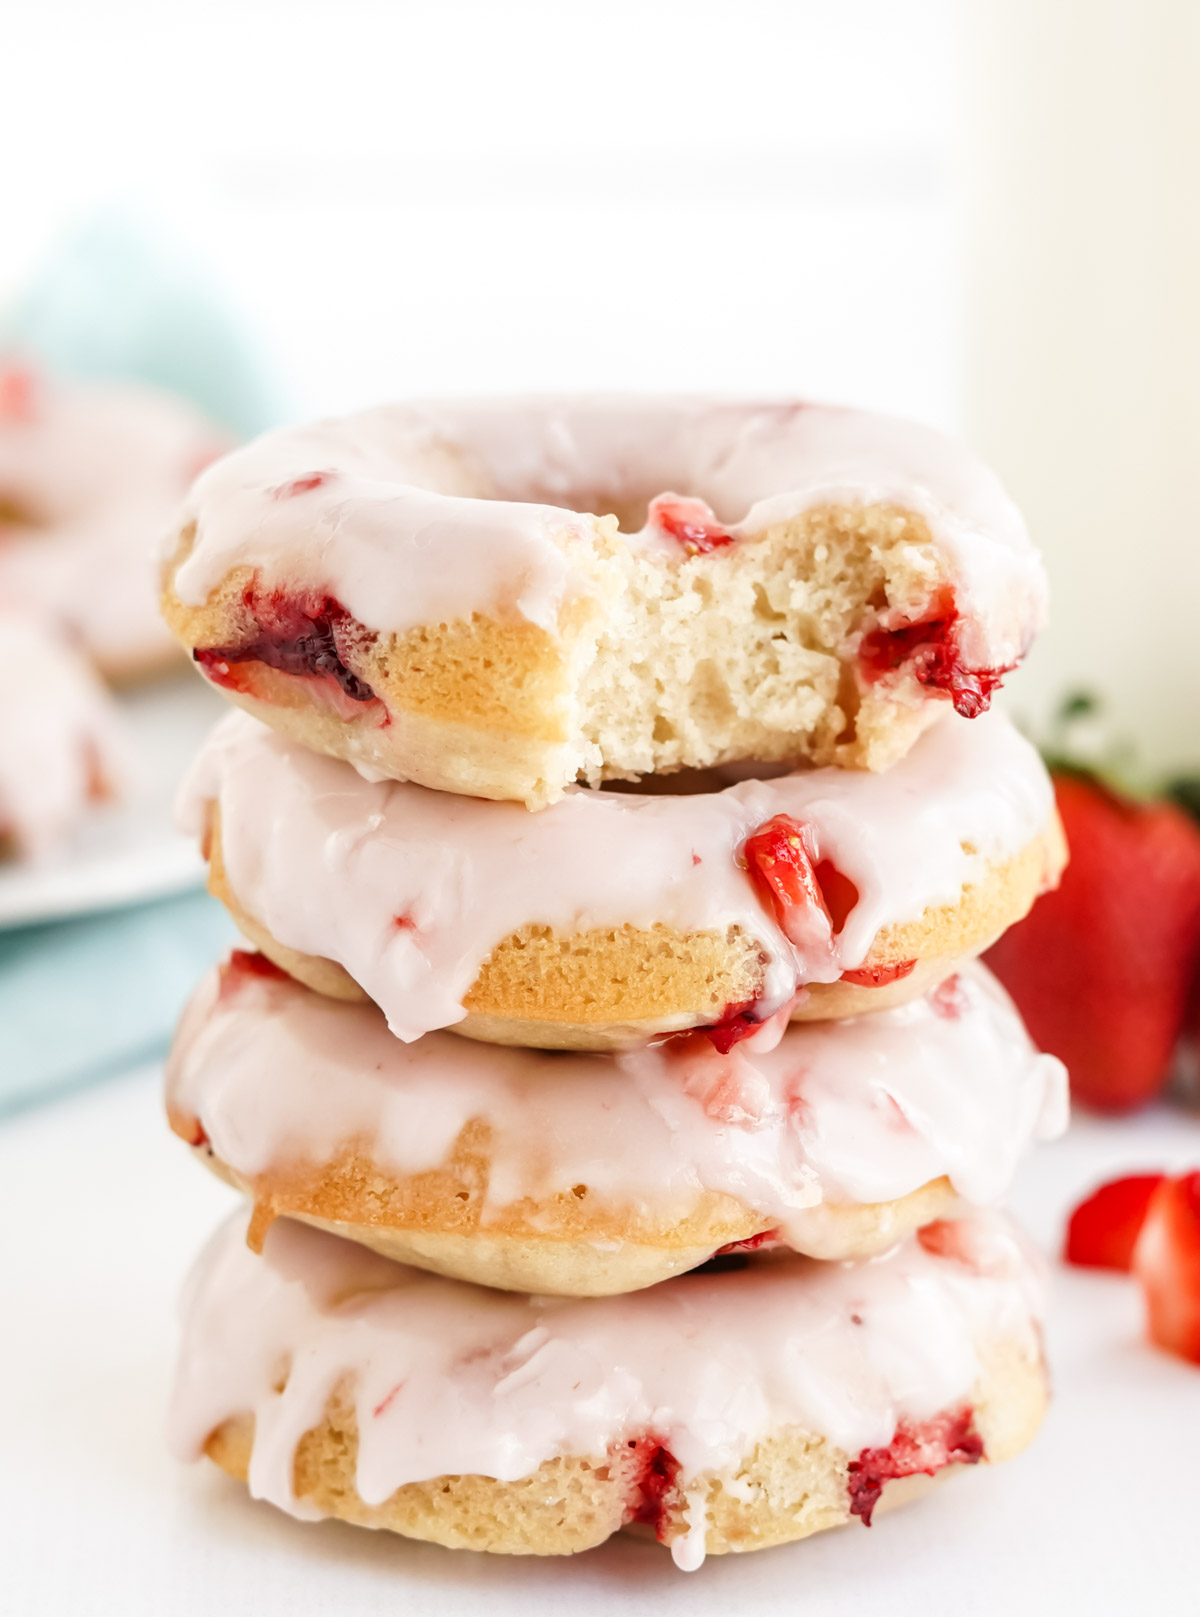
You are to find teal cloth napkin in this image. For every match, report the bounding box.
[0,890,235,1117]
[1,209,285,438]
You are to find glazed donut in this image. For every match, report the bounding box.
[171,1210,1048,1567]
[0,603,127,859]
[160,398,1046,805]
[180,705,1065,1049]
[0,366,229,682]
[167,950,1067,1295]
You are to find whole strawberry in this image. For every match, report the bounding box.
[986,771,1200,1112]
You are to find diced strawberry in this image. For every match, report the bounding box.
[986,773,1200,1111]
[848,1409,983,1525]
[703,1000,761,1053]
[840,959,917,988]
[1132,1172,1200,1364]
[623,1436,681,1539]
[647,493,734,554]
[195,579,377,705]
[218,950,289,1002]
[1064,1174,1165,1271]
[742,815,840,957]
[858,588,1015,718]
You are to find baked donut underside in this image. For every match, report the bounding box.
[182,1141,959,1294]
[202,1339,1047,1559]
[206,815,1065,1049]
[163,503,1005,805]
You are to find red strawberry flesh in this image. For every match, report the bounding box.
[858,591,1014,718]
[1065,1174,1165,1271]
[986,772,1200,1112]
[196,582,377,704]
[647,494,734,554]
[840,959,918,988]
[624,1436,681,1539]
[1132,1172,1200,1364]
[848,1408,983,1525]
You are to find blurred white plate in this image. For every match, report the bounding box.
[0,676,221,930]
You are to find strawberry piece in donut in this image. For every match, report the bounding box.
[170,1209,1049,1566]
[166,955,1067,1295]
[161,397,1046,804]
[182,703,1066,1048]
[195,583,378,707]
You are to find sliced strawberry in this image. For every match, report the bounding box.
[1132,1172,1200,1364]
[647,493,734,554]
[1064,1174,1165,1271]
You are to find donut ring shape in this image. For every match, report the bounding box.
[0,366,229,681]
[0,604,128,860]
[172,1211,1049,1567]
[181,706,1065,1050]
[167,952,1067,1296]
[160,397,1047,805]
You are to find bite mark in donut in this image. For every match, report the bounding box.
[195,581,379,708]
[858,588,1015,719]
[624,1436,682,1539]
[847,1408,984,1525]
[646,494,734,555]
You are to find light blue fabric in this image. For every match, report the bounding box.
[0,210,285,438]
[0,890,235,1117]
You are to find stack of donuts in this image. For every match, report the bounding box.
[159,399,1067,1570]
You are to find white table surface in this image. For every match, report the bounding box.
[5,1068,1199,1615]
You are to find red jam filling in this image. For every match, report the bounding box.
[704,1000,762,1054]
[647,493,735,554]
[858,589,1014,719]
[839,959,918,988]
[624,1436,682,1539]
[195,582,377,704]
[848,1408,983,1525]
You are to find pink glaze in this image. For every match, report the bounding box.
[0,367,229,670]
[167,397,1046,684]
[169,1210,1046,1569]
[0,605,128,858]
[166,958,1067,1243]
[178,704,1056,1040]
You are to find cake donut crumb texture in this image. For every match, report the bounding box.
[160,398,1048,803]
[172,1211,1049,1567]
[182,705,1066,1047]
[167,952,1067,1293]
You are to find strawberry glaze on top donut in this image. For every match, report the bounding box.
[180,705,1066,1049]
[161,398,1047,805]
[0,366,230,682]
[167,953,1068,1293]
[171,1209,1049,1566]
